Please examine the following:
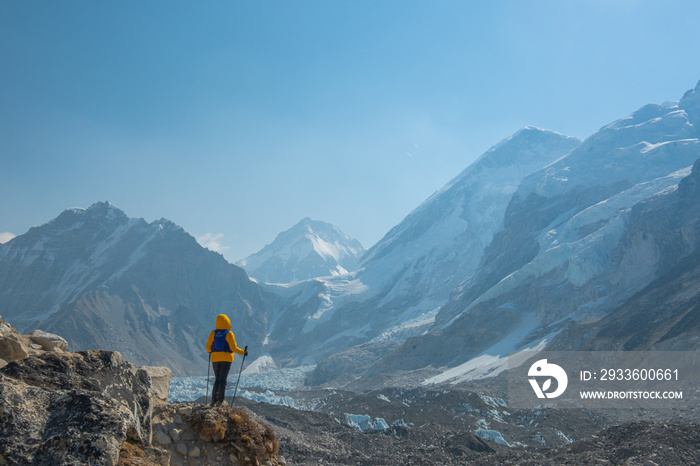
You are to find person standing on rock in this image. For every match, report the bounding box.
[206,314,247,406]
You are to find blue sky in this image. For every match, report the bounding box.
[2,1,700,262]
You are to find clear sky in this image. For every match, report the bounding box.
[2,1,700,263]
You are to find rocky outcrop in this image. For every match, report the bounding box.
[149,403,280,466]
[27,329,69,352]
[1,372,142,465]
[0,349,165,464]
[0,319,280,465]
[145,365,175,405]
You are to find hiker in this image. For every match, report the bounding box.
[206,314,247,406]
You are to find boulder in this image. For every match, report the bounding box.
[142,365,172,404]
[0,317,12,336]
[0,374,135,465]
[0,350,157,464]
[28,329,68,352]
[0,335,28,362]
[0,317,40,364]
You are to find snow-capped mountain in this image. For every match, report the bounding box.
[365,80,700,381]
[236,217,365,283]
[0,202,271,375]
[439,81,700,328]
[257,127,581,372]
[356,127,581,324]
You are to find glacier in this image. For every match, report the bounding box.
[168,362,315,404]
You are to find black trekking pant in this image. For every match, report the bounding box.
[211,361,232,404]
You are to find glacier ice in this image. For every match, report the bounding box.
[475,429,511,447]
[344,413,390,432]
[168,364,315,405]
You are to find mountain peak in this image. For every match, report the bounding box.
[38,202,129,237]
[513,126,580,143]
[0,203,269,375]
[237,219,366,283]
[514,125,557,136]
[291,217,324,232]
[471,127,581,171]
[85,201,128,219]
[679,79,700,127]
[683,78,700,96]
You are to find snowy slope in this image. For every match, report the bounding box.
[5,81,700,387]
[357,127,581,314]
[289,127,581,363]
[370,80,700,379]
[237,218,365,283]
[546,158,700,353]
[439,82,700,328]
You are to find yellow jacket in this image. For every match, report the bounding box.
[206,314,245,363]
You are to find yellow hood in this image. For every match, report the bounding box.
[215,314,231,330]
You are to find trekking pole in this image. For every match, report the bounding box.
[205,352,211,405]
[231,346,247,405]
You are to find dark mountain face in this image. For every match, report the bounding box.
[0,202,137,329]
[0,202,271,375]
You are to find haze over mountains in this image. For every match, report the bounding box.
[1,79,699,383]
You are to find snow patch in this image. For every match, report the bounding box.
[303,276,369,332]
[309,234,342,261]
[372,307,440,342]
[446,164,694,327]
[0,232,16,244]
[242,355,278,375]
[423,317,560,385]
